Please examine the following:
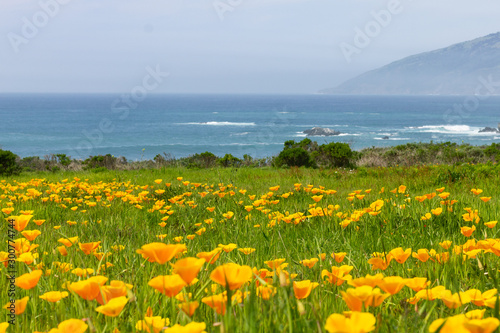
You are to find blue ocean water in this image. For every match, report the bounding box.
[1,94,499,161]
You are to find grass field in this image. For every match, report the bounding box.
[1,164,500,332]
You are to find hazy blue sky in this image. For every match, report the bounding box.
[1,0,499,94]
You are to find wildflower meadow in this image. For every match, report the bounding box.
[1,164,500,332]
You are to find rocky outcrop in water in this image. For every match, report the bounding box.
[303,127,341,136]
[479,127,500,133]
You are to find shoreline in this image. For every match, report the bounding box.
[2,141,499,175]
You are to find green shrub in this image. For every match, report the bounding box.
[83,154,118,170]
[0,149,21,176]
[184,152,217,169]
[485,143,500,161]
[218,154,241,167]
[19,156,44,172]
[314,142,354,168]
[56,154,72,166]
[274,147,314,168]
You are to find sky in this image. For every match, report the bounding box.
[0,0,499,94]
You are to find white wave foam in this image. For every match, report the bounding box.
[230,132,249,136]
[179,121,256,126]
[374,137,411,141]
[406,125,485,135]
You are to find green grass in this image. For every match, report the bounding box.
[1,164,499,332]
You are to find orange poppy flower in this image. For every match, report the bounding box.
[485,221,498,229]
[461,225,476,237]
[321,265,353,286]
[0,322,8,333]
[325,311,376,333]
[1,207,14,215]
[405,277,430,292]
[431,208,442,216]
[256,285,277,300]
[16,252,34,265]
[348,273,384,288]
[367,257,390,271]
[377,276,406,295]
[293,280,319,299]
[8,215,33,232]
[264,258,286,270]
[300,258,319,268]
[311,195,323,202]
[172,257,205,285]
[20,230,41,241]
[439,241,452,250]
[441,290,471,309]
[415,286,447,301]
[238,248,256,255]
[0,252,8,268]
[218,243,237,253]
[96,280,133,305]
[71,268,94,277]
[52,318,88,333]
[57,236,79,247]
[210,263,253,290]
[16,270,43,290]
[148,275,187,297]
[201,293,227,315]
[56,245,68,256]
[79,241,101,255]
[137,243,186,265]
[465,288,497,307]
[462,208,480,223]
[463,318,500,333]
[331,252,347,263]
[167,322,206,333]
[136,316,170,333]
[178,301,199,317]
[69,276,108,300]
[33,219,45,226]
[95,296,128,317]
[341,286,389,311]
[196,248,222,264]
[387,247,411,264]
[412,249,431,262]
[39,291,69,303]
[3,296,29,315]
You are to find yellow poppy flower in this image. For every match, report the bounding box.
[210,263,253,290]
[95,296,128,317]
[39,291,69,303]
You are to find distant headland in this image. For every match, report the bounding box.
[321,32,500,95]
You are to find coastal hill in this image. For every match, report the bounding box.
[321,32,500,95]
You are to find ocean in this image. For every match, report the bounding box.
[1,94,499,161]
